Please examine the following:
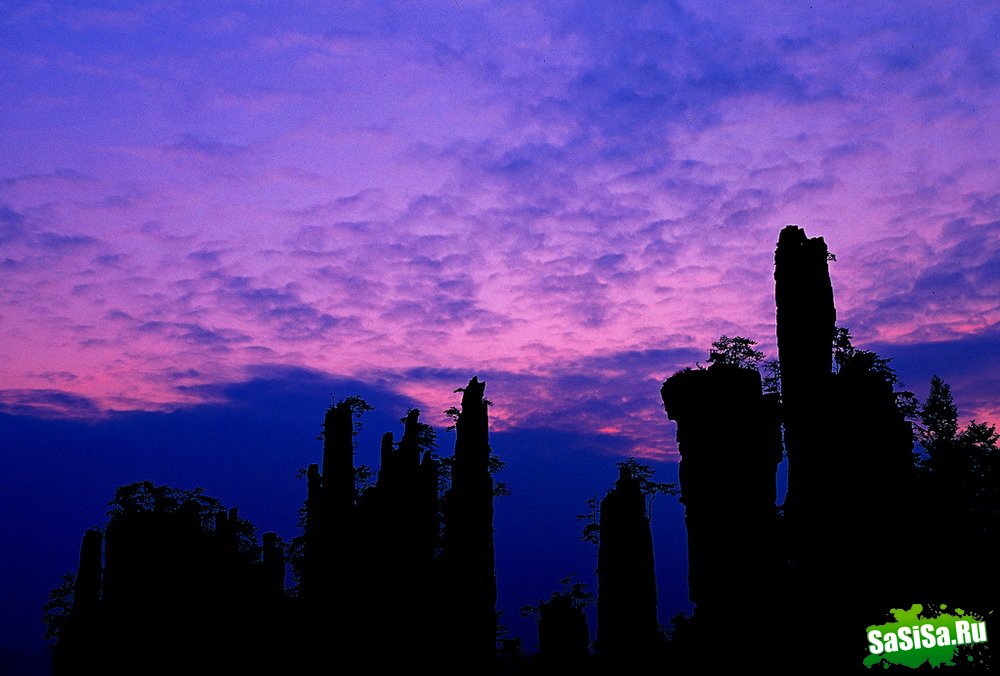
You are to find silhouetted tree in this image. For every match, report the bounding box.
[919,375,959,448]
[576,495,601,546]
[761,358,781,395]
[42,574,75,644]
[707,334,765,369]
[915,375,1000,607]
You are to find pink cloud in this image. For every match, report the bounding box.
[1,1,997,449]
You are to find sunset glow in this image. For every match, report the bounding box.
[3,3,998,451]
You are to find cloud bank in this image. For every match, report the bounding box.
[2,1,998,453]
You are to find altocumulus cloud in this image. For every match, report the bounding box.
[0,0,997,441]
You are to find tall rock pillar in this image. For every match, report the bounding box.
[442,376,497,664]
[596,464,658,659]
[661,364,782,626]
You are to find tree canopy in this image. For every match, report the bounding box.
[706,335,764,370]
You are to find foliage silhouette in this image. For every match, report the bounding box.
[41,574,75,644]
[707,334,765,370]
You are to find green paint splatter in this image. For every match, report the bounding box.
[864,604,988,669]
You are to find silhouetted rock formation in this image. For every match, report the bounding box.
[774,225,837,548]
[537,594,590,666]
[51,483,283,676]
[74,529,102,615]
[831,354,916,611]
[361,410,440,663]
[51,223,999,673]
[441,376,499,665]
[657,225,922,673]
[261,531,285,602]
[377,409,439,578]
[661,363,782,643]
[52,377,504,674]
[774,226,916,671]
[51,530,103,674]
[595,464,658,659]
[290,380,499,669]
[303,398,357,607]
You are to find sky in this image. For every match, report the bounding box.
[1,0,999,667]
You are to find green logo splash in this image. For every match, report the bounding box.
[865,604,989,669]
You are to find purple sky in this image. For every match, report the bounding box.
[2,1,999,453]
[2,2,1000,667]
